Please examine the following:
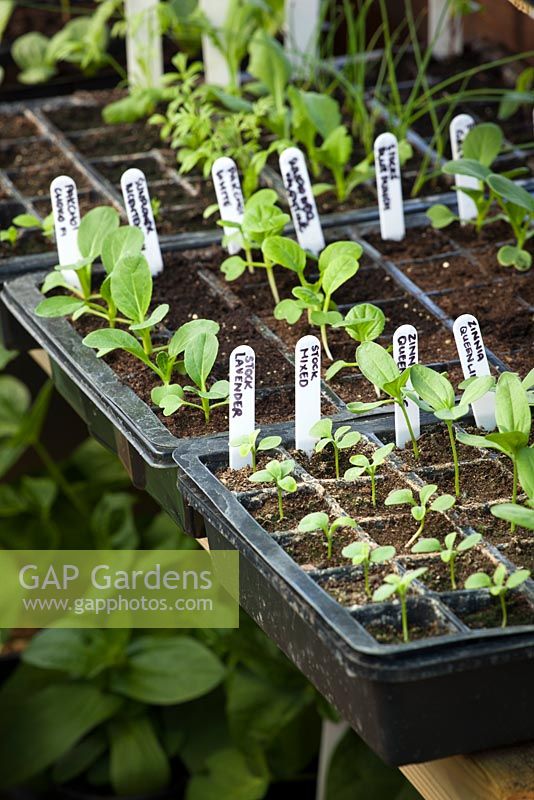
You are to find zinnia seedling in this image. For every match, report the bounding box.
[342,541,396,597]
[249,459,297,521]
[465,564,531,628]
[385,484,456,548]
[412,532,482,590]
[491,447,534,531]
[486,174,534,271]
[298,512,357,560]
[344,443,395,507]
[309,419,361,479]
[230,429,282,470]
[373,568,428,643]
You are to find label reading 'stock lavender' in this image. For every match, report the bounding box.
[121,168,163,275]
[295,335,321,455]
[453,314,496,430]
[212,157,244,256]
[229,345,256,469]
[374,133,405,241]
[393,325,421,449]
[279,147,325,256]
[50,175,81,289]
[450,114,477,223]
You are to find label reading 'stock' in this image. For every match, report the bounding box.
[50,175,81,289]
[450,114,477,223]
[453,314,496,430]
[295,335,321,455]
[279,147,325,256]
[374,133,405,241]
[229,345,256,469]
[212,157,244,256]
[393,325,421,449]
[121,168,163,275]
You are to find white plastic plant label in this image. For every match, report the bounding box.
[374,132,405,241]
[285,0,320,67]
[393,325,420,449]
[279,147,325,256]
[450,113,477,223]
[295,335,321,455]
[428,0,463,60]
[212,157,244,256]
[453,314,496,430]
[120,167,163,276]
[124,0,163,88]
[50,175,81,289]
[199,0,233,87]
[229,346,256,469]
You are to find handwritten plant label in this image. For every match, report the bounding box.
[295,335,321,455]
[124,0,163,88]
[279,147,325,256]
[453,314,496,430]
[212,157,244,255]
[374,132,405,241]
[229,345,256,469]
[393,325,420,449]
[50,175,81,289]
[121,167,163,276]
[285,0,320,65]
[450,113,477,223]
[199,0,234,87]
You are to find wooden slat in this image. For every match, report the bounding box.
[29,348,51,376]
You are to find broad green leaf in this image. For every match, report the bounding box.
[53,731,107,784]
[298,511,328,533]
[356,342,400,392]
[130,303,169,331]
[487,173,534,212]
[289,88,341,140]
[262,236,306,273]
[0,375,31,437]
[78,206,120,262]
[342,542,369,562]
[462,123,503,167]
[101,226,144,274]
[420,484,438,506]
[518,447,534,501]
[221,255,248,281]
[318,241,362,272]
[151,384,186,416]
[186,748,268,800]
[443,159,489,181]
[169,319,219,358]
[385,488,414,506]
[274,298,304,324]
[412,538,441,554]
[248,30,291,114]
[35,296,86,318]
[426,204,457,229]
[411,365,454,411]
[110,253,152,324]
[465,572,492,590]
[430,494,455,512]
[458,533,482,551]
[372,584,397,602]
[498,245,532,271]
[82,329,149,362]
[336,303,385,343]
[184,332,218,390]
[109,715,170,797]
[370,545,396,563]
[347,400,391,414]
[507,569,531,589]
[309,419,333,439]
[495,371,531,437]
[460,375,495,408]
[491,503,534,530]
[279,475,297,493]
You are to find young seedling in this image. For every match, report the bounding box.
[408,365,495,497]
[299,512,357,560]
[491,447,534,530]
[326,302,386,381]
[486,174,534,271]
[344,443,395,507]
[347,341,420,458]
[342,541,396,597]
[309,419,361,479]
[372,568,428,643]
[249,459,297,521]
[230,429,282,471]
[385,484,456,548]
[465,564,531,627]
[412,531,483,590]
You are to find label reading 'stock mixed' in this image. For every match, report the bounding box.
[374,132,405,241]
[212,157,244,256]
[279,147,325,256]
[121,168,163,275]
[453,313,496,430]
[295,335,321,455]
[393,325,421,449]
[229,345,256,469]
[450,114,477,223]
[50,175,81,288]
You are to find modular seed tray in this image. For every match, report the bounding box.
[173,413,534,766]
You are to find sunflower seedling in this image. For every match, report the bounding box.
[412,531,483,590]
[229,429,282,471]
[465,564,531,627]
[344,443,395,507]
[385,484,456,548]
[298,512,357,560]
[309,419,361,479]
[342,541,396,597]
[249,459,297,521]
[372,568,428,643]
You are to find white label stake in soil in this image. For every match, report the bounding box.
[212,157,244,255]
[50,175,81,289]
[120,167,163,276]
[428,0,464,60]
[374,133,405,241]
[453,314,496,430]
[295,335,321,455]
[229,345,256,469]
[393,325,420,449]
[124,0,163,88]
[450,114,477,223]
[285,0,320,69]
[279,147,325,256]
[199,0,233,87]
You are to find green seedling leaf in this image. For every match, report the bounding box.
[83,329,149,362]
[110,253,152,324]
[101,226,144,275]
[35,296,86,318]
[426,204,457,229]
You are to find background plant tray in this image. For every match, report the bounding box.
[173,413,534,766]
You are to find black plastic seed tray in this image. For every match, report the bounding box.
[173,413,534,765]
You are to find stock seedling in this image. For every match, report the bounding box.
[373,568,428,643]
[465,564,531,627]
[298,512,357,560]
[249,459,297,521]
[385,484,456,548]
[342,541,396,597]
[230,429,282,470]
[344,443,395,507]
[412,532,483,590]
[326,303,386,381]
[309,419,361,479]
